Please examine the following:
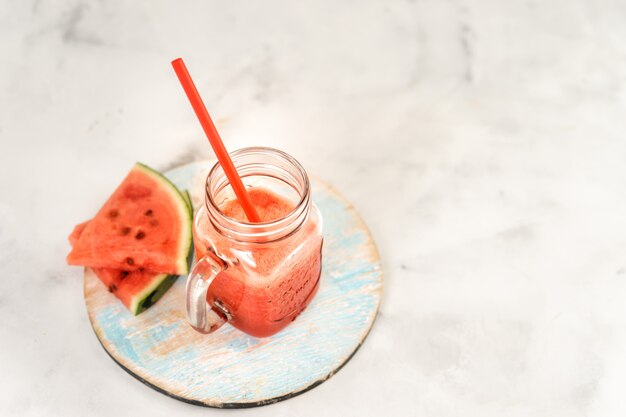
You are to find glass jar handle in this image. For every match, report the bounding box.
[185,253,230,333]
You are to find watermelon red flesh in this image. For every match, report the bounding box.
[69,190,194,248]
[69,221,89,247]
[67,163,192,275]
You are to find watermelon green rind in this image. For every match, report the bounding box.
[136,274,179,314]
[130,273,176,315]
[182,189,195,271]
[182,189,193,214]
[133,163,193,275]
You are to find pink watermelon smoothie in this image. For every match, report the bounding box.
[220,187,295,223]
[194,187,323,337]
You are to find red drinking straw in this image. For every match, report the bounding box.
[171,58,261,223]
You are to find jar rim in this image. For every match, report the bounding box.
[204,146,311,242]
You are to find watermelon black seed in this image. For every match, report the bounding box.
[144,209,153,216]
[135,231,146,240]
[108,210,119,219]
[138,267,145,273]
[121,226,131,235]
[108,284,117,293]
[119,271,129,280]
[126,257,135,266]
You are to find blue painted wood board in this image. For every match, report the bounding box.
[84,161,383,408]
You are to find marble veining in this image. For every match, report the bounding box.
[2,0,626,416]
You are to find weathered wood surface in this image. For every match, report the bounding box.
[84,161,383,408]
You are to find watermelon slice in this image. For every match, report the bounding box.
[95,191,193,315]
[67,163,192,275]
[71,191,194,315]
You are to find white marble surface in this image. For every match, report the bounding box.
[2,0,626,415]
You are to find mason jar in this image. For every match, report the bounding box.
[186,147,323,337]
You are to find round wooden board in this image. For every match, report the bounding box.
[84,161,383,408]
